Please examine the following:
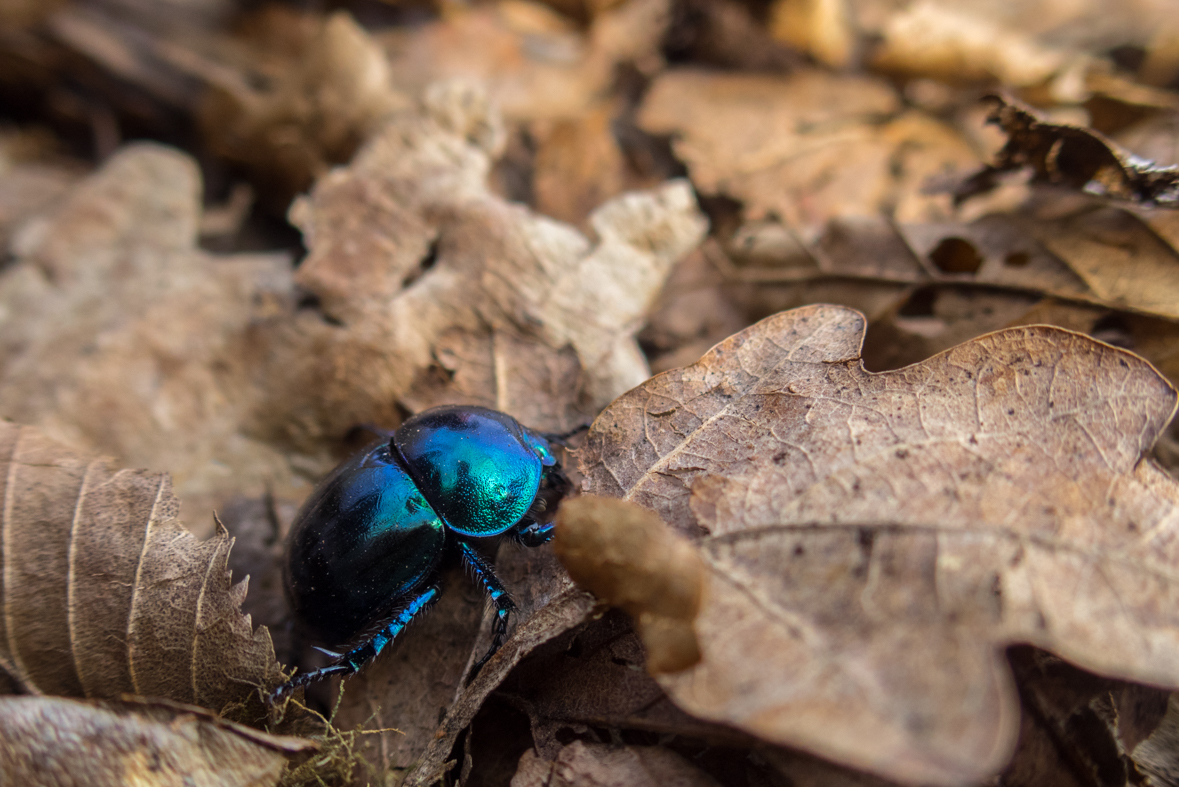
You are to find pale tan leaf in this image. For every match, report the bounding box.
[636,69,980,236]
[0,143,301,531]
[572,303,1179,785]
[277,78,708,442]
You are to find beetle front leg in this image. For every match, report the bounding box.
[458,541,518,673]
[269,586,439,705]
[515,519,553,547]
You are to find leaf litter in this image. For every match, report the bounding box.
[7,0,1179,784]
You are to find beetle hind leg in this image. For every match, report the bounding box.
[458,542,518,675]
[269,586,440,705]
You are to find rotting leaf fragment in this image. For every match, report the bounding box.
[0,696,312,787]
[577,303,1179,785]
[955,94,1179,207]
[554,495,704,674]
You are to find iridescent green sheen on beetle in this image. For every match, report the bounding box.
[395,407,557,537]
[272,405,572,703]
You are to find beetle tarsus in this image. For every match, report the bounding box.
[515,521,554,547]
[458,542,518,674]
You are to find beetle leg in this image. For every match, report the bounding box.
[515,520,554,547]
[269,586,439,704]
[458,542,517,673]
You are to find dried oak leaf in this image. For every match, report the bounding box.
[956,95,1179,208]
[0,422,281,717]
[637,69,980,237]
[0,696,312,787]
[572,303,1179,785]
[276,79,707,442]
[0,142,301,530]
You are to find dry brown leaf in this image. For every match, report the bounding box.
[512,741,723,787]
[336,543,594,785]
[200,11,410,207]
[276,78,708,443]
[956,95,1179,208]
[0,423,280,716]
[0,696,311,787]
[869,2,1069,86]
[572,303,1179,784]
[390,586,596,786]
[380,0,670,124]
[768,0,854,69]
[680,202,1179,386]
[1004,646,1171,787]
[532,102,634,229]
[1020,205,1179,321]
[637,69,980,237]
[0,143,303,529]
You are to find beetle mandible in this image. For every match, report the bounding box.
[271,405,572,702]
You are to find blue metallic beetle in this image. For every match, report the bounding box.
[271,405,572,702]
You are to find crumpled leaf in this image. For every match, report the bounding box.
[637,69,980,237]
[0,696,312,787]
[0,142,302,530]
[956,95,1179,208]
[379,0,671,124]
[511,741,723,787]
[572,303,1179,785]
[0,422,281,718]
[274,78,708,445]
[200,11,411,207]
